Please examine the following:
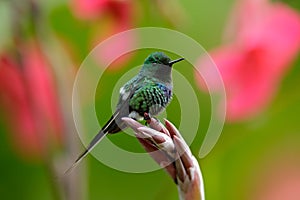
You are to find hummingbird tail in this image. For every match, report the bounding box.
[64,111,122,175]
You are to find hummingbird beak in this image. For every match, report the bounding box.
[168,58,185,66]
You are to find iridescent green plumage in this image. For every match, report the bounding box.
[129,82,172,118]
[66,52,184,173]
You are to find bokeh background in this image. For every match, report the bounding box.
[0,0,300,199]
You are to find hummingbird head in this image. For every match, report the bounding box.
[141,52,184,84]
[144,52,184,67]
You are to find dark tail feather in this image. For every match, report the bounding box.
[64,112,121,175]
[64,130,107,175]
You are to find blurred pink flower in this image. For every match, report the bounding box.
[71,0,132,26]
[255,162,300,200]
[0,41,64,160]
[92,30,136,71]
[252,147,300,200]
[70,0,137,70]
[195,0,300,121]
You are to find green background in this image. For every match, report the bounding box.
[0,0,299,199]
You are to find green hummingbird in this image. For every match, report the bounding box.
[66,52,184,173]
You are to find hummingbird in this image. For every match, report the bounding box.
[66,52,184,173]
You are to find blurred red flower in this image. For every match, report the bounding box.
[0,41,63,160]
[70,0,137,70]
[195,0,300,121]
[252,145,300,200]
[71,0,132,26]
[255,161,300,200]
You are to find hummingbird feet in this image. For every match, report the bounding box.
[144,113,160,126]
[144,113,151,125]
[144,112,151,120]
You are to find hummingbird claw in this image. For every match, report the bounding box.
[143,112,151,120]
[143,112,151,126]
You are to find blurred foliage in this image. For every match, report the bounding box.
[0,0,299,200]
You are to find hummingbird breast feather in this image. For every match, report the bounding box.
[129,83,172,118]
